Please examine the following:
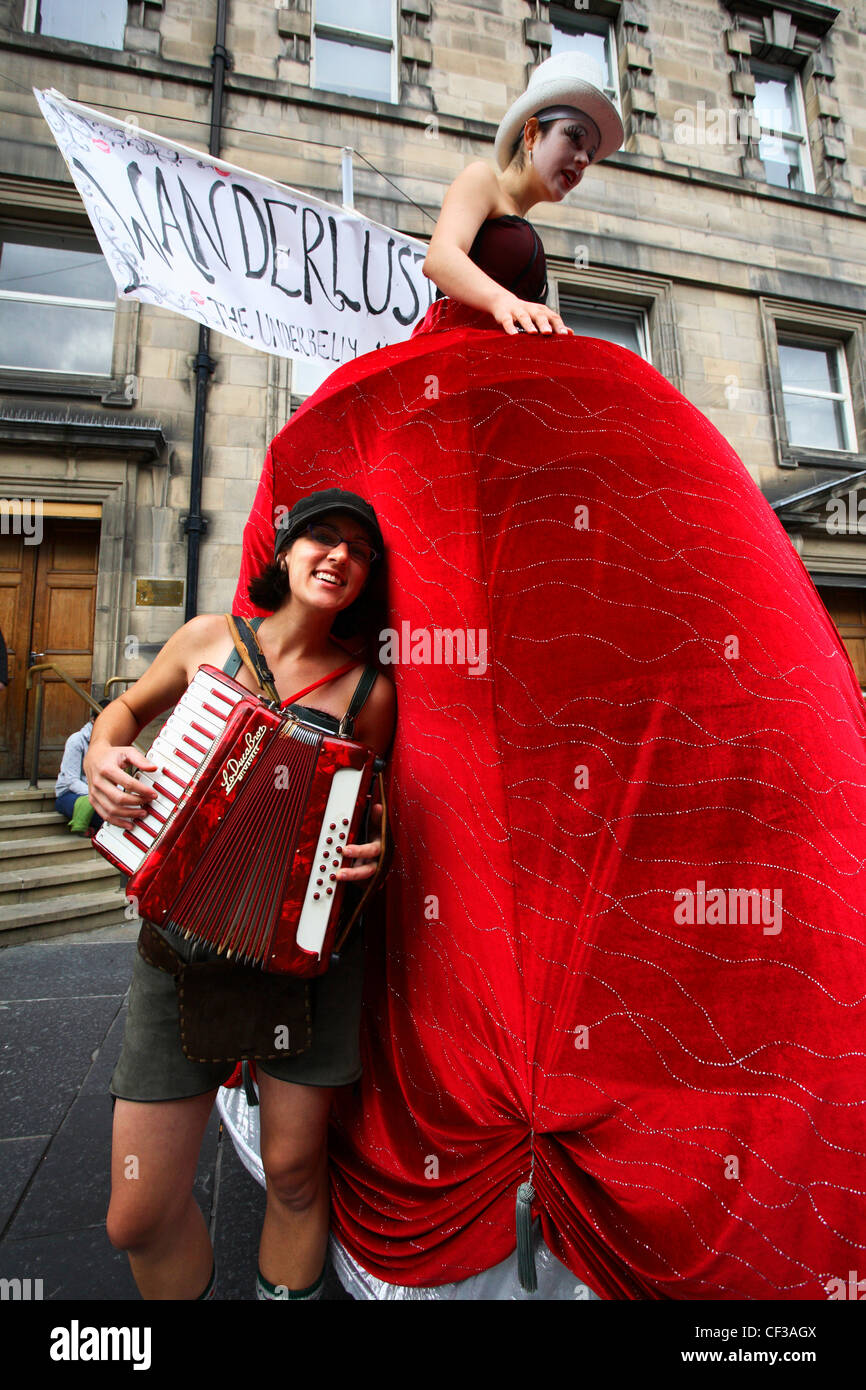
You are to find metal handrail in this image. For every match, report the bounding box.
[104,676,135,695]
[25,664,142,788]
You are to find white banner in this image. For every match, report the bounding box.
[35,88,433,363]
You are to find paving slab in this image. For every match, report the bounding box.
[0,928,352,1300]
[0,994,122,1139]
[0,1134,50,1231]
[0,939,135,999]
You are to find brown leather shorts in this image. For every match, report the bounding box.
[109,922,365,1101]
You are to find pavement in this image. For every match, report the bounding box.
[0,923,351,1301]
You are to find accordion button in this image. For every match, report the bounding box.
[326,837,333,844]
[329,822,336,830]
[326,888,333,895]
[313,892,321,900]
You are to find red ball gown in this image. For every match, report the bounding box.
[234,239,866,1299]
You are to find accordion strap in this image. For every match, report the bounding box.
[338,665,379,739]
[333,766,390,954]
[224,614,280,704]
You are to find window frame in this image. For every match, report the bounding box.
[548,5,622,117]
[750,60,815,195]
[552,265,681,385]
[760,298,866,471]
[22,0,129,51]
[310,0,399,106]
[777,334,858,454]
[0,224,138,404]
[557,293,652,364]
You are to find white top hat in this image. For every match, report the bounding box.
[493,51,624,169]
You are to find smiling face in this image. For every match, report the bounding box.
[278,508,376,618]
[525,112,601,199]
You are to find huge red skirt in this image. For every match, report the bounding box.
[235,297,866,1299]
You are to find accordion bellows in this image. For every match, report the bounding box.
[95,667,376,976]
[234,296,866,1298]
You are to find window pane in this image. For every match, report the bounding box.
[754,75,797,134]
[759,134,804,190]
[0,299,115,373]
[0,239,115,302]
[561,307,643,357]
[550,25,611,90]
[783,392,848,450]
[315,36,391,101]
[37,0,127,50]
[779,343,838,394]
[316,0,392,38]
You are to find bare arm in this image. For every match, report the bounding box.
[422,161,568,336]
[84,615,220,826]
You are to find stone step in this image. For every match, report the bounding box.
[0,856,124,906]
[0,787,57,817]
[0,834,99,872]
[0,887,134,946]
[0,811,71,841]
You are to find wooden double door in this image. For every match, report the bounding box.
[819,586,866,689]
[0,518,100,780]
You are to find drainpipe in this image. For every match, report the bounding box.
[185,0,230,620]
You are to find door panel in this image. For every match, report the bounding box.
[0,518,101,781]
[0,533,37,778]
[26,521,100,778]
[818,585,866,687]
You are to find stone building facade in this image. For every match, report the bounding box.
[0,0,864,775]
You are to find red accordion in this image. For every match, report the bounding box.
[94,665,381,976]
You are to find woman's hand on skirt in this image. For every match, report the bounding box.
[490,292,572,336]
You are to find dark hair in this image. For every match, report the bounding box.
[508,118,548,170]
[246,543,388,645]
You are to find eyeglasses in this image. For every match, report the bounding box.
[304,522,379,566]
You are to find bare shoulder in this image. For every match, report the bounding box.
[158,613,230,679]
[119,613,228,729]
[183,612,233,658]
[459,159,501,189]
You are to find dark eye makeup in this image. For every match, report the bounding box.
[564,123,598,163]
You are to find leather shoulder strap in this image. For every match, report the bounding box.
[339,665,380,739]
[224,615,279,704]
[223,614,264,679]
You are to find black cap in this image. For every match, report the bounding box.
[273,488,384,561]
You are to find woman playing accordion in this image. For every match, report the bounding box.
[86,490,395,1301]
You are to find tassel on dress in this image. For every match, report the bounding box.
[515,1181,537,1293]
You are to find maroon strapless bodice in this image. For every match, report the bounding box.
[435,214,548,305]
